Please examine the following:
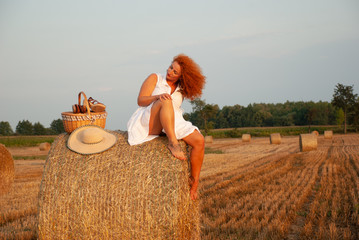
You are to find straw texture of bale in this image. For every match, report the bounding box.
[39,142,51,151]
[204,135,213,143]
[324,130,333,139]
[242,134,251,142]
[311,130,319,136]
[299,133,317,152]
[38,131,200,240]
[0,144,15,195]
[270,133,281,144]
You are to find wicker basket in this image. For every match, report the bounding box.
[61,92,107,134]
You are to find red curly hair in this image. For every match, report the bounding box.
[173,54,206,100]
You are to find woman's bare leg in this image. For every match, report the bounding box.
[182,130,205,200]
[149,99,186,160]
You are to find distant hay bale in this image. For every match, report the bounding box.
[242,134,251,142]
[0,144,15,195]
[39,142,51,151]
[312,130,319,136]
[204,135,213,143]
[270,133,281,144]
[38,131,200,240]
[324,130,333,139]
[299,134,317,152]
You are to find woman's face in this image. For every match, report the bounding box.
[166,61,182,82]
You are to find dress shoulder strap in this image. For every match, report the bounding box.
[155,73,163,83]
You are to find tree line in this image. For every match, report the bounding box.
[0,119,64,136]
[185,83,358,134]
[0,83,358,136]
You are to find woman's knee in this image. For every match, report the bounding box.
[197,132,205,149]
[161,99,173,108]
[156,98,173,105]
[152,99,173,112]
[152,99,173,114]
[188,130,205,149]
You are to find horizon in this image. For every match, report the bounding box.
[2,97,352,131]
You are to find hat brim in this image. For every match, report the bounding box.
[67,125,117,155]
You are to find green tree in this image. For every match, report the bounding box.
[335,108,345,127]
[223,105,242,128]
[292,102,307,125]
[215,110,229,128]
[312,101,335,125]
[305,102,317,132]
[33,122,47,135]
[188,98,206,128]
[190,98,206,114]
[202,104,219,134]
[240,104,256,127]
[50,119,65,134]
[189,99,219,134]
[16,120,33,135]
[331,83,357,134]
[350,97,359,132]
[0,121,14,136]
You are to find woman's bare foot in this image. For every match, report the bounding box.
[167,143,187,160]
[189,176,199,200]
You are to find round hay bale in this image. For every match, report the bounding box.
[270,133,281,144]
[39,142,51,151]
[242,134,251,142]
[324,130,333,139]
[204,135,213,143]
[299,133,317,152]
[38,131,200,240]
[311,130,319,136]
[0,144,15,195]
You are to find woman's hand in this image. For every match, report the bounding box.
[157,93,172,101]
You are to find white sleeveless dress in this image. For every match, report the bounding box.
[127,73,199,145]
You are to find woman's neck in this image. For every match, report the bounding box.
[166,80,178,94]
[166,79,178,87]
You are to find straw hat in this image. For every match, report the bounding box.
[67,125,117,154]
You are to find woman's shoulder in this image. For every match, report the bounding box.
[143,73,158,84]
[153,73,165,79]
[147,73,164,81]
[143,73,167,88]
[151,73,167,83]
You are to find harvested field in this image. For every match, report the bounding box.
[1,134,359,239]
[0,159,44,239]
[201,134,359,239]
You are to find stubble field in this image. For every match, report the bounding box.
[1,133,359,239]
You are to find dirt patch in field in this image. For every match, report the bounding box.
[15,159,46,181]
[7,147,50,157]
[205,135,300,153]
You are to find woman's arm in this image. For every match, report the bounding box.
[137,74,172,107]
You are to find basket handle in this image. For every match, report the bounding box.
[78,91,91,115]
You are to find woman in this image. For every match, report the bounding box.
[127,54,206,200]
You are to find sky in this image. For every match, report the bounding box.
[1,0,358,131]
